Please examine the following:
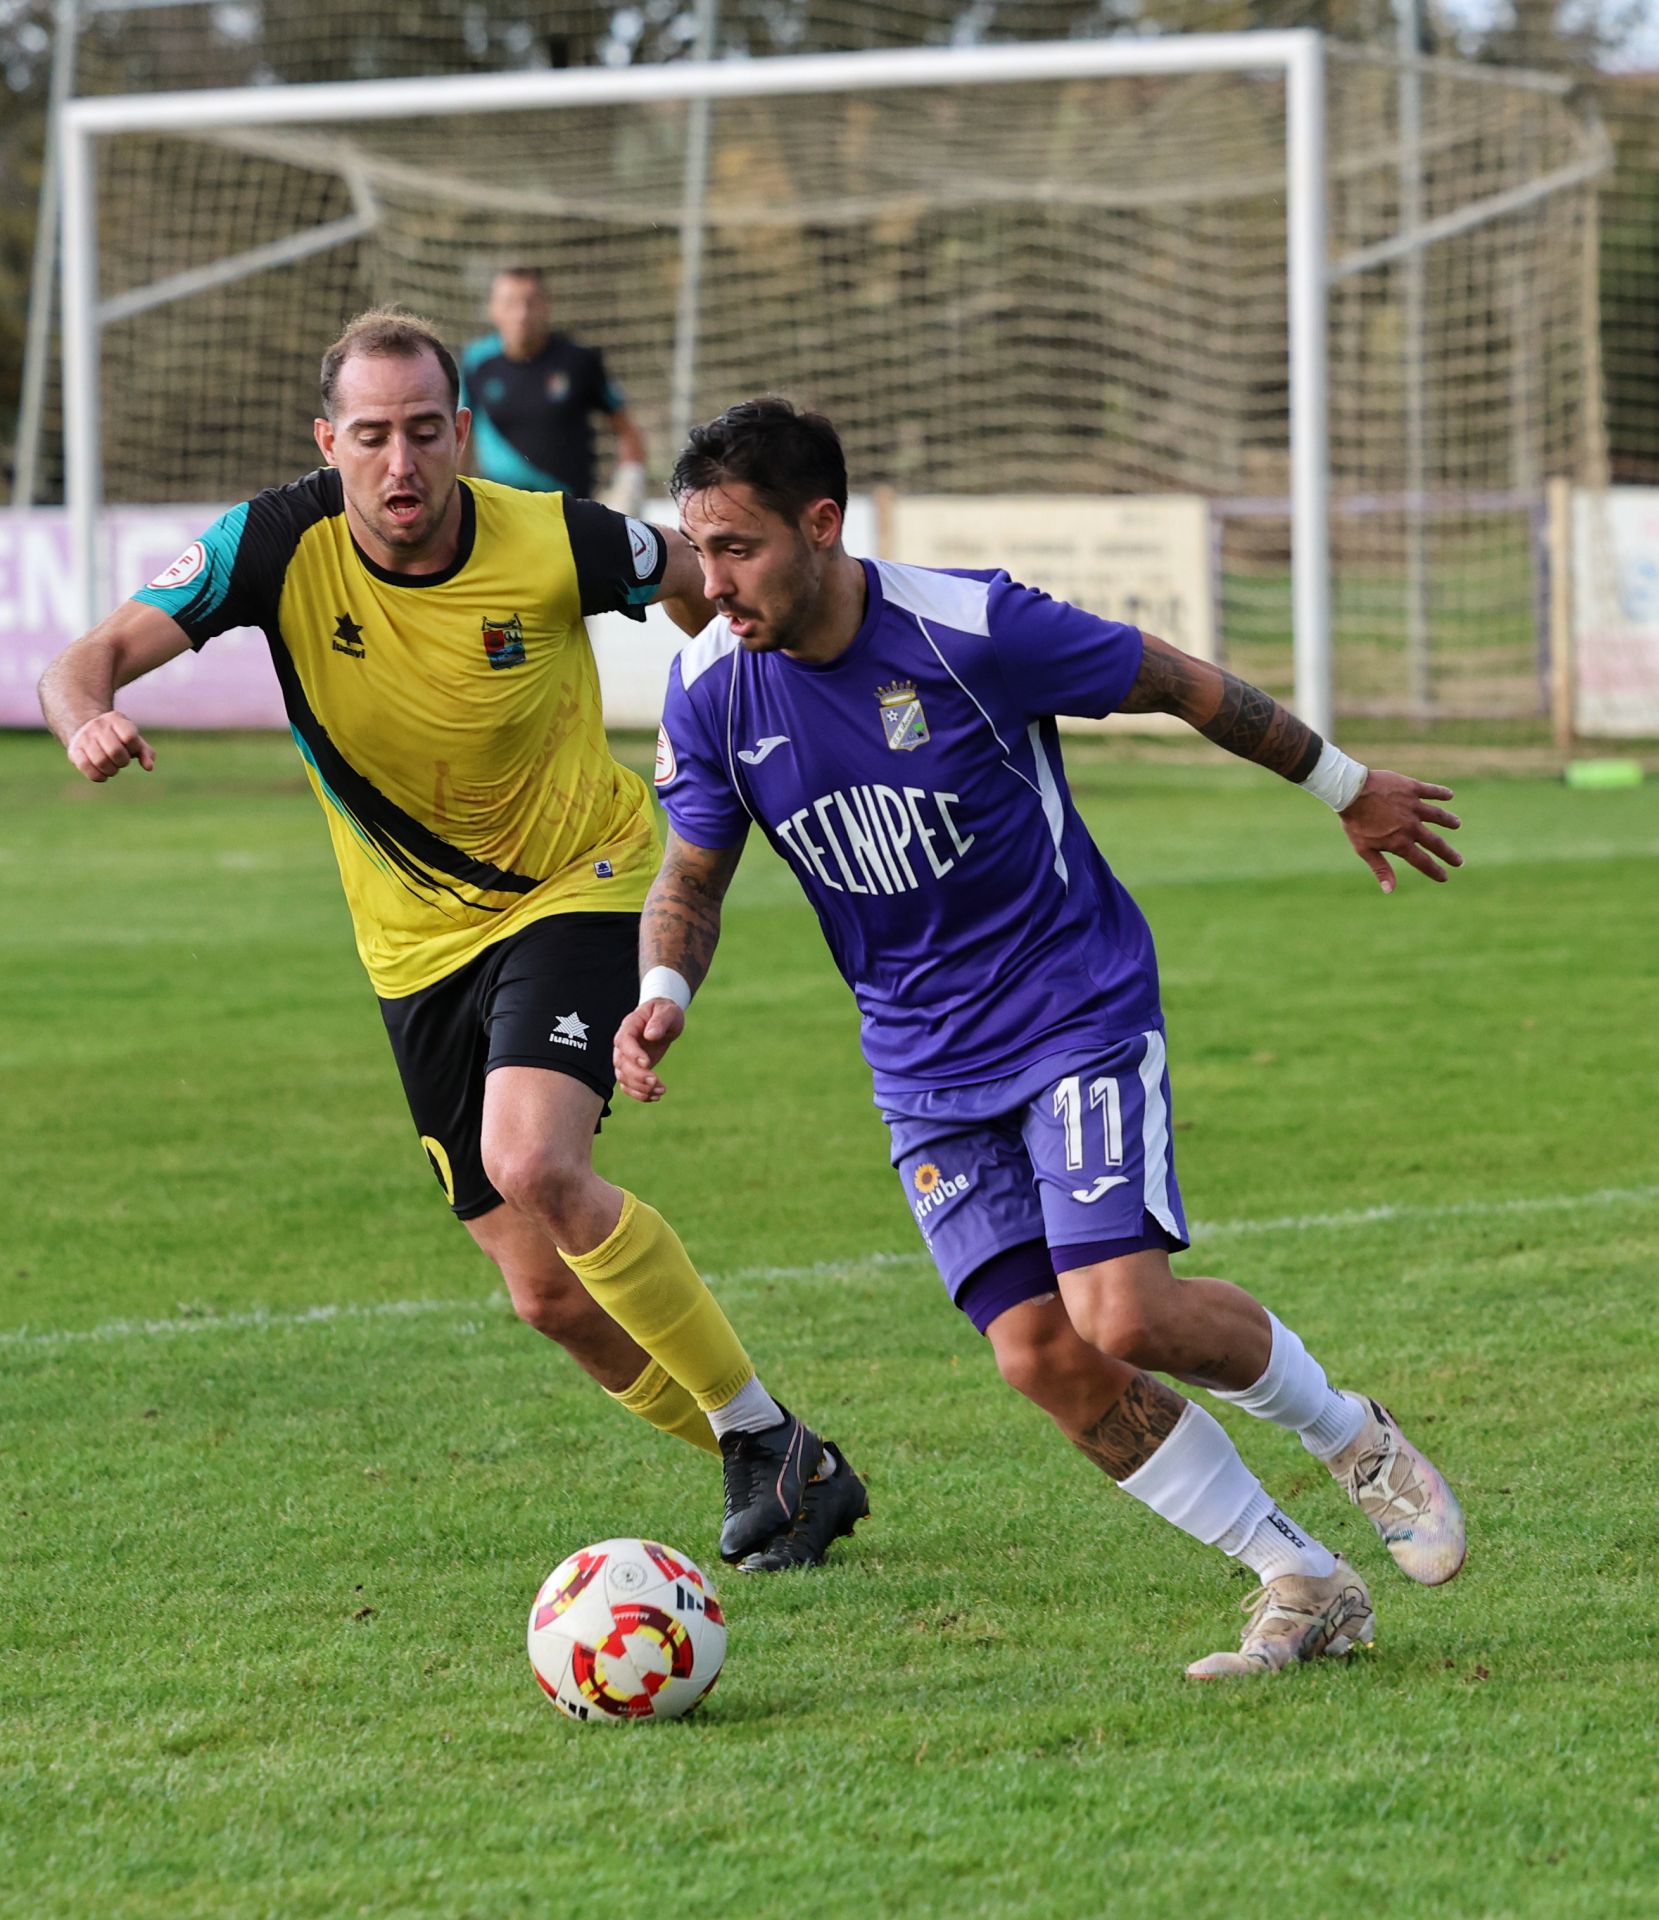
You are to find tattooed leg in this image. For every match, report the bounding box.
[1070,1369,1340,1591]
[981,1296,1341,1599]
[1074,1371,1187,1480]
[1058,1253,1367,1465]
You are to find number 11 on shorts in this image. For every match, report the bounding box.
[1053,1075,1123,1173]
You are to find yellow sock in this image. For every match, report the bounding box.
[606,1358,720,1457]
[563,1192,755,1413]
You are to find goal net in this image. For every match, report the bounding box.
[65,38,1608,728]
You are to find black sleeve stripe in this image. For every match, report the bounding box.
[181,471,342,649]
[562,494,666,623]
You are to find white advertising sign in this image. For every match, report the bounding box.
[1572,487,1659,738]
[2,496,879,733]
[884,494,1214,734]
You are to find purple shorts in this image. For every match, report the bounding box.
[889,1031,1189,1335]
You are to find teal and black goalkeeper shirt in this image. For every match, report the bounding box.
[458,331,625,496]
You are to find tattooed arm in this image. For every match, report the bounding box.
[613,828,748,1102]
[1120,635,1325,781]
[1121,633,1465,890]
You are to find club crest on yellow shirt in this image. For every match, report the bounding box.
[877,678,929,752]
[482,613,526,670]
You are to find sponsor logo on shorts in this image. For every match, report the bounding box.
[911,1162,971,1224]
[550,1011,590,1049]
[1070,1174,1130,1204]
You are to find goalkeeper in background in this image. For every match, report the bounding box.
[37,317,866,1575]
[460,266,649,514]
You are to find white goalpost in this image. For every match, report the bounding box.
[59,32,1335,731]
[57,32,1609,737]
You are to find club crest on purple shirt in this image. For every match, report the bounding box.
[877,678,929,752]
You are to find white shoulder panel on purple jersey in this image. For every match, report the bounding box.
[872,559,992,638]
[678,618,740,689]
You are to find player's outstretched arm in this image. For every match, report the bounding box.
[1120,633,1464,892]
[615,829,748,1102]
[38,601,193,782]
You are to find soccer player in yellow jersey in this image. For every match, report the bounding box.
[39,310,867,1571]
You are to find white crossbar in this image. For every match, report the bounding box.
[60,32,1333,735]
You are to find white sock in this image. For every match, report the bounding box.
[1218,1488,1337,1582]
[1116,1400,1266,1547]
[705,1373,785,1439]
[1210,1312,1366,1460]
[1115,1400,1338,1581]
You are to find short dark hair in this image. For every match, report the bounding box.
[671,396,848,523]
[493,265,546,288]
[319,308,460,418]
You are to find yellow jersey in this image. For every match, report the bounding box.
[133,472,665,996]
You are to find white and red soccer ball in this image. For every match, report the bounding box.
[527,1537,726,1723]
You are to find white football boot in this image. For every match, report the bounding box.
[1327,1393,1466,1587]
[1186,1557,1375,1680]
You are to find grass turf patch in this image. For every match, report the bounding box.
[2,731,1656,1918]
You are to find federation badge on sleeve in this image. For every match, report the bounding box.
[147,541,206,591]
[877,679,929,752]
[626,518,658,580]
[654,724,677,786]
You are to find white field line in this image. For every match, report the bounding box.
[1188,1183,1659,1239]
[3,1186,1654,1355]
[0,1253,922,1354]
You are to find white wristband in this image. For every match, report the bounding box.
[1299,738,1369,813]
[639,965,692,1011]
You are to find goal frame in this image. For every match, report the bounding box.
[60,31,1334,734]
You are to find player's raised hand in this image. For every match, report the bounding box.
[1339,770,1463,892]
[614,998,687,1103]
[66,710,155,782]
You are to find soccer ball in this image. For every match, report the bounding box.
[527,1537,726,1723]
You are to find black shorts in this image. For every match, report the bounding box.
[379,912,638,1221]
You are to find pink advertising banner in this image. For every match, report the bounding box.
[0,507,285,730]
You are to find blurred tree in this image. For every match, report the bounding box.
[1456,0,1649,71]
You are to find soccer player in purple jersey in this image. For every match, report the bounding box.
[616,397,1468,1669]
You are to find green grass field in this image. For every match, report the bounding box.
[4,730,1657,1919]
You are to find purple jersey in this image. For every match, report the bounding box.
[655,558,1162,1104]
